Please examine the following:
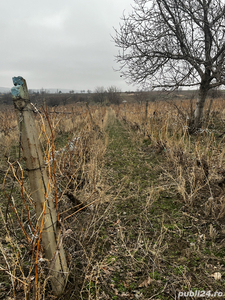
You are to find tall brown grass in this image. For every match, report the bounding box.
[115,98,225,217]
[0,103,107,299]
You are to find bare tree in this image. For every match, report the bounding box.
[107,86,122,105]
[113,0,225,129]
[93,86,106,104]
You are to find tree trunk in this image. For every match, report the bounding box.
[194,86,208,129]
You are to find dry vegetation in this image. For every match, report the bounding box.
[0,96,225,299]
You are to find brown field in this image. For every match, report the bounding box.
[0,96,225,299]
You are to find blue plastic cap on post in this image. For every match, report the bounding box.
[11,76,25,98]
[11,86,21,97]
[12,76,24,86]
[11,76,29,100]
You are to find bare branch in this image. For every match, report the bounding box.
[113,0,225,129]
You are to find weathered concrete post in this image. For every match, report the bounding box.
[11,76,68,295]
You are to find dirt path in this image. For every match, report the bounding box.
[87,110,179,299]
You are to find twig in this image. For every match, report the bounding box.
[0,266,28,286]
[148,282,168,299]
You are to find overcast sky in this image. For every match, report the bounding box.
[0,0,136,92]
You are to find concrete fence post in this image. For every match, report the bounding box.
[11,76,68,295]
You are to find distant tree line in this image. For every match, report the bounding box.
[0,85,123,106]
[0,86,223,107]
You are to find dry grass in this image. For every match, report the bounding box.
[116,98,225,212]
[1,98,225,299]
[0,103,107,299]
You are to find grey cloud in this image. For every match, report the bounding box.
[0,0,135,91]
